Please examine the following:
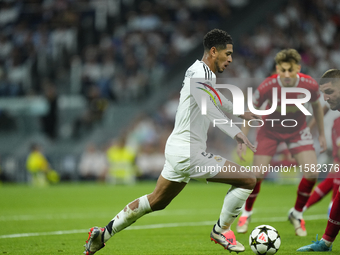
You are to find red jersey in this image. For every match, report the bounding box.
[253,73,320,133]
[332,117,340,163]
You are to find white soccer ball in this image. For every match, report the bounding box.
[249,225,281,255]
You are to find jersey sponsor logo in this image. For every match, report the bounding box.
[201,152,214,158]
[185,70,195,78]
[196,82,222,106]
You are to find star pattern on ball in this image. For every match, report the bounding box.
[265,236,277,251]
[257,225,270,235]
[250,226,280,254]
[250,236,260,248]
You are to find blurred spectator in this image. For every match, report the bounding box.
[127,113,158,150]
[81,45,101,87]
[0,155,5,183]
[106,133,137,185]
[60,154,77,181]
[50,24,77,62]
[171,26,199,54]
[78,143,108,181]
[40,79,58,140]
[26,143,59,186]
[0,68,16,97]
[136,142,164,180]
[0,2,20,28]
[0,110,16,132]
[0,34,13,61]
[72,85,108,138]
[33,24,54,82]
[5,47,29,96]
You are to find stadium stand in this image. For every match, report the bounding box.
[1,0,339,182]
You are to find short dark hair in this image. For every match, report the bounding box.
[275,49,301,65]
[320,69,340,86]
[203,29,233,52]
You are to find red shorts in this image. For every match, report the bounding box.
[255,125,315,156]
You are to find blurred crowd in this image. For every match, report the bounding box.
[0,0,78,96]
[2,0,340,183]
[24,135,168,185]
[117,0,340,183]
[0,0,248,140]
[0,0,242,99]
[222,0,340,79]
[73,91,177,183]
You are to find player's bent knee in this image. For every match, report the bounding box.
[256,177,264,183]
[147,193,171,211]
[243,176,256,190]
[149,199,169,211]
[229,173,256,190]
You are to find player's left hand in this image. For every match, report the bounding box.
[318,135,327,153]
[235,132,256,153]
[238,111,261,121]
[237,143,247,161]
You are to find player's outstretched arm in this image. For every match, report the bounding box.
[238,111,261,121]
[236,111,258,161]
[308,104,329,130]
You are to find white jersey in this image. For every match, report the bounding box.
[165,60,242,157]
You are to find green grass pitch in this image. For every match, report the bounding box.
[0,181,337,254]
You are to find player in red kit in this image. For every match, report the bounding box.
[298,69,340,251]
[236,49,327,236]
[329,117,340,210]
[303,116,340,213]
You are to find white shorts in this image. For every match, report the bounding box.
[161,151,227,183]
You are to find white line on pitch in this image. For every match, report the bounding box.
[0,207,326,221]
[0,214,329,239]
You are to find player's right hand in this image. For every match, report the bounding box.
[235,132,256,154]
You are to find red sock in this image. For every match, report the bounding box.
[332,178,340,201]
[294,177,316,212]
[305,178,333,209]
[323,190,340,242]
[245,181,262,212]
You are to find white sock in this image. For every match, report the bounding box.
[215,186,253,233]
[302,205,308,212]
[292,208,303,219]
[104,195,152,242]
[241,206,252,217]
[321,238,332,247]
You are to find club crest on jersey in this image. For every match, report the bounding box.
[214,156,223,162]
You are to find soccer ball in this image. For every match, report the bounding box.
[249,225,281,255]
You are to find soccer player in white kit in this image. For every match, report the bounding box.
[84,29,259,254]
